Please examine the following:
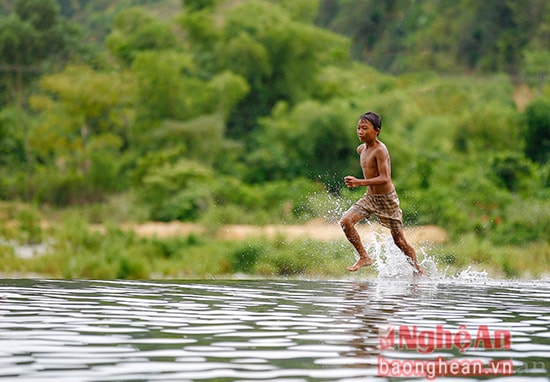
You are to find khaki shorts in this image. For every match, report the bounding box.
[347,189,403,231]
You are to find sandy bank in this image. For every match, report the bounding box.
[119,220,448,246]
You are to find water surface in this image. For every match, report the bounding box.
[0,278,549,381]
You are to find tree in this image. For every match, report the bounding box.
[0,106,27,167]
[524,99,550,164]
[131,51,196,129]
[316,0,548,76]
[0,14,40,105]
[129,51,248,141]
[180,1,347,139]
[522,50,550,92]
[29,65,133,177]
[15,0,59,30]
[491,152,535,192]
[246,100,356,190]
[182,0,219,12]
[0,0,83,105]
[106,7,177,66]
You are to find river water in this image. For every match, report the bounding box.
[0,277,548,381]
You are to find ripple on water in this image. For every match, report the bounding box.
[0,278,548,381]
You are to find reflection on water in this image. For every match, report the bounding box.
[0,278,549,381]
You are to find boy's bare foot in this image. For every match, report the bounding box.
[406,257,426,277]
[413,268,426,277]
[347,256,373,272]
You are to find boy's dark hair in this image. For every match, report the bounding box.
[360,111,382,130]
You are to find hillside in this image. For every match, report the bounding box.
[316,0,550,78]
[0,0,548,279]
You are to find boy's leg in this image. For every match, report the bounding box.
[391,229,425,276]
[339,209,373,272]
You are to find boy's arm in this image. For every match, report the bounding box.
[344,145,366,188]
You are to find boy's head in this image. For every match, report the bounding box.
[359,111,382,134]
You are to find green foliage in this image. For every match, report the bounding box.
[215,0,350,137]
[456,104,519,154]
[177,7,220,54]
[276,0,319,23]
[16,205,42,244]
[0,0,84,104]
[207,71,250,118]
[491,152,537,193]
[435,235,549,278]
[230,242,264,273]
[1,201,548,279]
[316,0,548,77]
[524,98,550,164]
[106,7,177,65]
[0,13,42,65]
[150,116,223,164]
[138,159,214,221]
[248,99,357,187]
[129,53,249,147]
[131,50,197,127]
[522,49,550,91]
[29,65,132,169]
[0,107,26,166]
[7,65,134,203]
[203,177,325,225]
[0,0,548,281]
[1,0,76,65]
[15,0,59,29]
[491,198,550,246]
[251,239,356,277]
[183,0,219,12]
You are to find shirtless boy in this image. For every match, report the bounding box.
[339,111,425,275]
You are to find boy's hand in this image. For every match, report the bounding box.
[344,176,359,188]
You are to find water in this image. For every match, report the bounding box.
[0,278,549,381]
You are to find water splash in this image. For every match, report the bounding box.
[364,235,490,281]
[347,227,425,279]
[453,266,489,281]
[306,191,356,223]
[308,190,489,281]
[370,232,416,278]
[349,227,481,281]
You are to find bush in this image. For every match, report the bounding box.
[139,159,214,221]
[524,99,550,164]
[255,239,347,277]
[230,242,264,273]
[208,177,327,224]
[491,199,550,246]
[16,205,42,244]
[491,152,536,193]
[116,255,149,279]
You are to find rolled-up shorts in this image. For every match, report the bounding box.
[347,189,403,231]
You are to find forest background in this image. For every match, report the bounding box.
[0,0,548,279]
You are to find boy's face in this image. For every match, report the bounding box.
[356,119,379,142]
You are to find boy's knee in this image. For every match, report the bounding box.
[339,217,351,230]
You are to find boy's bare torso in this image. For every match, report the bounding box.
[358,141,395,195]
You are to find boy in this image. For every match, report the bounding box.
[339,111,425,275]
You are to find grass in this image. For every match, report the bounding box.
[0,201,548,279]
[431,235,550,279]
